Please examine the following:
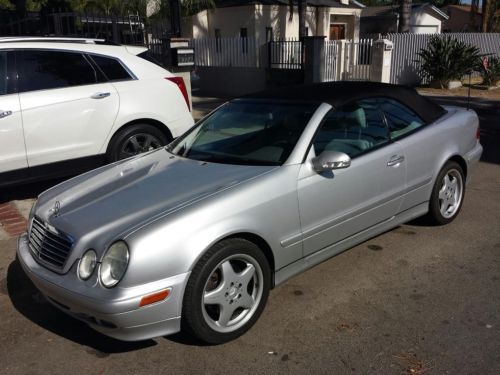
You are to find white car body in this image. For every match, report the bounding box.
[0,38,194,183]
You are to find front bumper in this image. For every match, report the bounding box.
[17,233,189,341]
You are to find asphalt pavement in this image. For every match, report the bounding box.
[0,94,499,374]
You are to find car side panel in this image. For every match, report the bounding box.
[0,93,27,172]
[397,107,480,212]
[122,166,303,288]
[20,83,120,167]
[297,142,406,257]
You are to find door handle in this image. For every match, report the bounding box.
[91,92,111,99]
[387,155,405,167]
[0,110,12,119]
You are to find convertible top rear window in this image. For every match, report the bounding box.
[170,101,318,165]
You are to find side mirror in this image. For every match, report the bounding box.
[312,151,351,172]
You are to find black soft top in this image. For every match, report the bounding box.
[241,82,446,124]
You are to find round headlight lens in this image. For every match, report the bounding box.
[100,241,129,288]
[78,249,97,280]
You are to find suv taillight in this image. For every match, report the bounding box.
[166,77,190,111]
[476,126,481,140]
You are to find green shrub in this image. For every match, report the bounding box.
[477,56,500,86]
[417,35,482,88]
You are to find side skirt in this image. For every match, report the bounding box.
[274,202,429,287]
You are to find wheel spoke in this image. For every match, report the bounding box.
[220,260,238,282]
[129,137,141,152]
[218,303,236,327]
[449,177,458,193]
[438,186,447,200]
[443,174,451,188]
[204,285,226,305]
[144,135,153,149]
[238,292,255,309]
[238,264,256,288]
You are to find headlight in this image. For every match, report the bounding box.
[100,241,129,288]
[78,249,97,280]
[29,199,37,222]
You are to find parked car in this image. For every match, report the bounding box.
[17,82,482,344]
[0,37,194,187]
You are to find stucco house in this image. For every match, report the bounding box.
[360,3,449,36]
[182,0,363,41]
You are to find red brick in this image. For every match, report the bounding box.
[6,228,27,236]
[0,203,12,212]
[5,218,26,225]
[5,223,27,233]
[0,212,21,220]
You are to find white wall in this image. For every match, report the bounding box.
[184,5,360,40]
[410,10,442,33]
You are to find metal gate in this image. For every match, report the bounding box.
[323,39,373,82]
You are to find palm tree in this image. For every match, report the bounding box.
[288,0,307,38]
[398,0,411,32]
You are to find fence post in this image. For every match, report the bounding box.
[369,39,393,83]
[303,36,326,84]
[336,40,346,81]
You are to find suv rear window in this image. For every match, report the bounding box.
[91,55,132,81]
[17,50,98,92]
[137,51,164,67]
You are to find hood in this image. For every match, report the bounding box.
[35,149,276,244]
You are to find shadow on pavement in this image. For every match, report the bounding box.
[6,259,157,353]
[0,177,69,204]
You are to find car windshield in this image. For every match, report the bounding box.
[169,101,318,166]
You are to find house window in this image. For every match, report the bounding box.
[240,27,248,53]
[265,27,273,42]
[329,23,346,40]
[215,28,221,53]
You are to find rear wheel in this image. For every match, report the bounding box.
[182,238,271,344]
[427,161,465,225]
[107,124,169,162]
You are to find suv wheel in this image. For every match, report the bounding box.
[108,124,169,162]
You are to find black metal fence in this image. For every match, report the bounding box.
[268,39,304,69]
[0,9,171,48]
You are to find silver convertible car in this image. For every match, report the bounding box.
[17,82,482,344]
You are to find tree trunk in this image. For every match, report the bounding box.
[481,0,489,32]
[398,0,411,33]
[298,0,307,38]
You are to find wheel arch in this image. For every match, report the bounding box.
[212,232,276,289]
[447,154,468,180]
[105,118,173,155]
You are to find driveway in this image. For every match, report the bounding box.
[0,95,499,374]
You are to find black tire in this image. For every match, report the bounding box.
[427,161,465,225]
[107,124,169,162]
[182,238,271,344]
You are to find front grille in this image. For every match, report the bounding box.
[28,216,73,269]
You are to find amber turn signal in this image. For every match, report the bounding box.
[139,289,171,307]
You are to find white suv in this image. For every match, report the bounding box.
[0,37,194,186]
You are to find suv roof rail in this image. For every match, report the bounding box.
[0,37,120,45]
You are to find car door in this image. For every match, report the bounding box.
[0,50,27,173]
[17,49,120,167]
[380,98,430,212]
[297,98,406,257]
